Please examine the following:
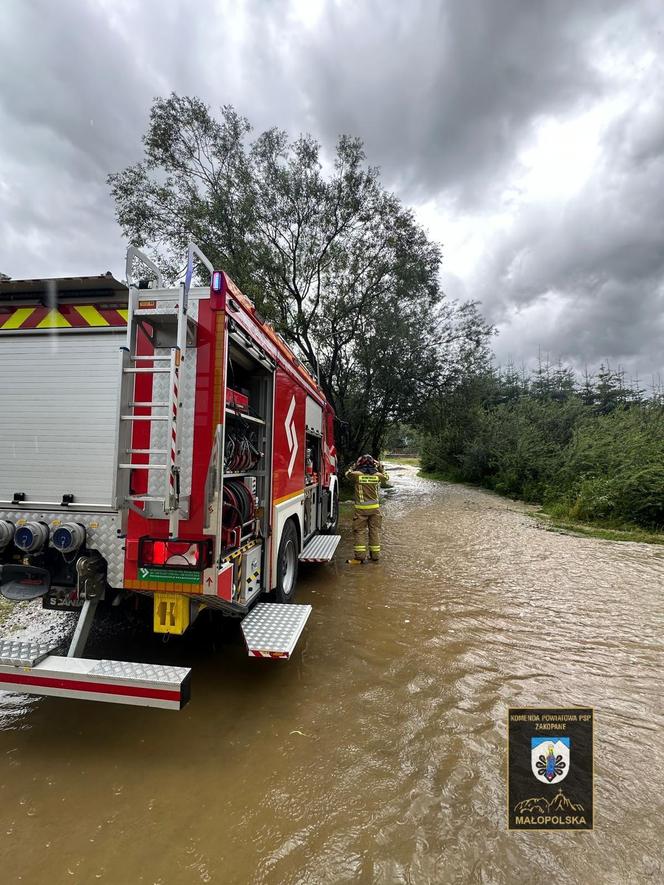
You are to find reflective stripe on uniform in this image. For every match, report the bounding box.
[369,546,381,552]
[355,503,380,510]
[354,545,367,551]
[356,474,380,506]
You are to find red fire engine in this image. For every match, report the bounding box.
[0,244,340,709]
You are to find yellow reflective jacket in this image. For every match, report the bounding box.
[345,467,389,510]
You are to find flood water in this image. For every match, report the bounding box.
[1,465,663,884]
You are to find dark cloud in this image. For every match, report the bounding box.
[0,0,662,380]
[0,0,302,277]
[0,0,158,277]
[473,64,664,379]
[296,0,627,201]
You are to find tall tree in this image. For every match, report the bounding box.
[109,96,259,294]
[109,94,459,461]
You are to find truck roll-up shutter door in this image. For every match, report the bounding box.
[228,322,275,372]
[0,332,123,509]
[305,397,323,436]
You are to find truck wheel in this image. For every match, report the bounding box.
[323,486,339,534]
[276,519,299,603]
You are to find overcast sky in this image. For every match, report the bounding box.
[1,0,662,383]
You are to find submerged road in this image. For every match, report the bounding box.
[0,464,663,884]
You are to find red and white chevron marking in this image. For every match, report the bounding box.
[169,365,179,494]
[248,649,290,659]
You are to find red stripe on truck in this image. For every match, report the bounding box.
[21,307,48,329]
[99,308,128,326]
[58,305,88,327]
[0,671,181,702]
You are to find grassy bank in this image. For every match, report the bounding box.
[534,513,664,544]
[419,468,664,545]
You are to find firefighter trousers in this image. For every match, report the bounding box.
[352,508,382,562]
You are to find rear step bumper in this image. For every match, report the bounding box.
[0,640,190,710]
[0,601,313,708]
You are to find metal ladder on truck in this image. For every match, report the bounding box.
[117,245,208,535]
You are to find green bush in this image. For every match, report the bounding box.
[420,365,664,531]
[569,467,664,527]
[568,476,617,522]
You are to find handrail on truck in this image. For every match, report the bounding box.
[125,246,164,289]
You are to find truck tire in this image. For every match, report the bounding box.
[275,519,299,603]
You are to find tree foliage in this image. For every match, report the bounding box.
[109,94,490,460]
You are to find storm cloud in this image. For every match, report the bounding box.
[1,0,662,382]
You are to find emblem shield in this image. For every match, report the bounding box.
[531,737,570,784]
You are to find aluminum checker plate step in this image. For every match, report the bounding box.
[0,654,191,710]
[241,603,312,659]
[299,534,341,562]
[89,660,189,683]
[0,639,61,667]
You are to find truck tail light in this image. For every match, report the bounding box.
[138,538,213,571]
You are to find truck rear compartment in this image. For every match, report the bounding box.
[0,246,337,709]
[0,331,124,508]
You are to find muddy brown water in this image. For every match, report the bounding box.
[1,465,663,884]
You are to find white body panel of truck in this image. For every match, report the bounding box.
[0,332,123,509]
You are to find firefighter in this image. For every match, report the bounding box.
[345,455,389,563]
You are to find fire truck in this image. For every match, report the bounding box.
[0,244,340,710]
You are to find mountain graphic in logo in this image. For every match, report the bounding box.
[514,789,584,815]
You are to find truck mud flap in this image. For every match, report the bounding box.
[241,603,312,659]
[0,564,51,601]
[0,640,190,710]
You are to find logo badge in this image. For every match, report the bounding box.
[531,737,570,784]
[508,708,593,830]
